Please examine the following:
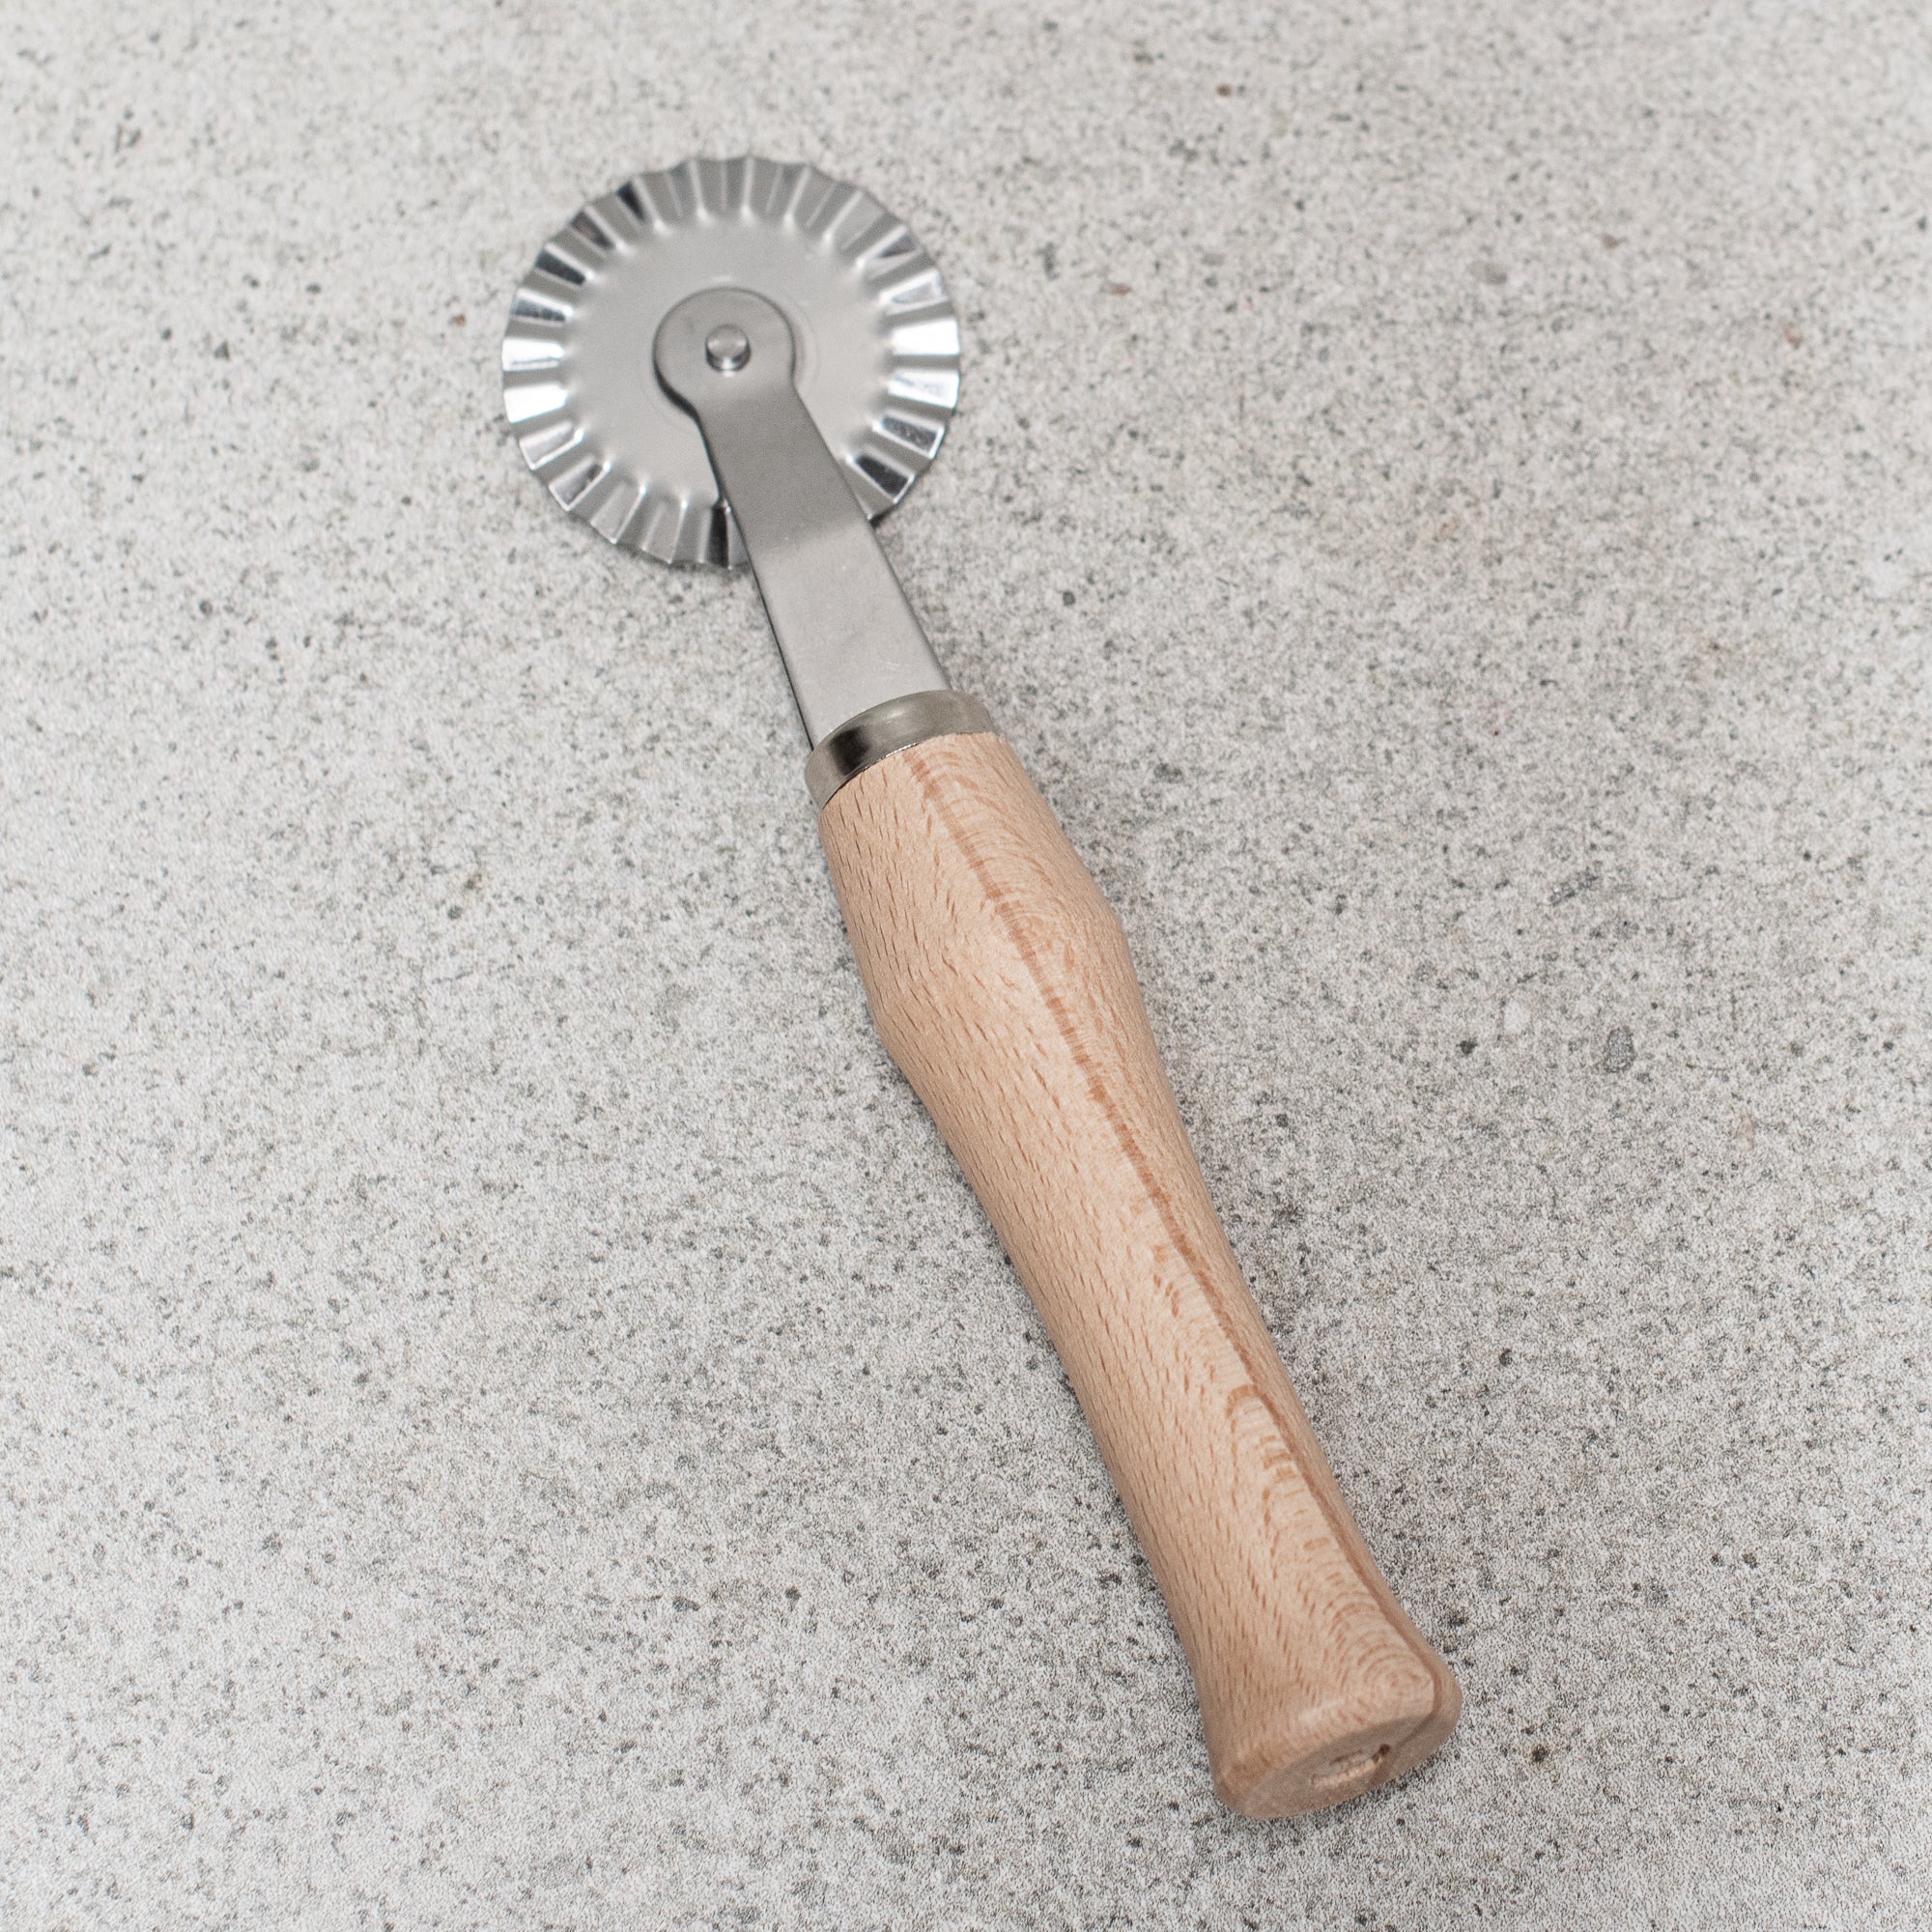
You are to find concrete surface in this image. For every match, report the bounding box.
[3,1,1928,1925]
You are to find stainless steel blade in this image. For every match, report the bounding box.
[501,156,961,568]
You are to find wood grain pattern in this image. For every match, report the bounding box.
[817,729,1459,1816]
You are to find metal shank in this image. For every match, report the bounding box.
[654,288,951,746]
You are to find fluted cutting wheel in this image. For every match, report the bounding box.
[500,156,962,569]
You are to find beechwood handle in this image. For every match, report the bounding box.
[816,727,1460,1817]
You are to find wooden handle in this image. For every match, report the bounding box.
[817,729,1460,1816]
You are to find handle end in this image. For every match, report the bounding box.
[1212,1651,1462,1818]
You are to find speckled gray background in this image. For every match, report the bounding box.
[3,2,1928,1926]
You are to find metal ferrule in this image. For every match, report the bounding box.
[805,691,997,810]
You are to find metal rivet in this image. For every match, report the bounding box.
[704,325,751,373]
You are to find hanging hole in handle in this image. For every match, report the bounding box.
[1309,1743,1393,1795]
